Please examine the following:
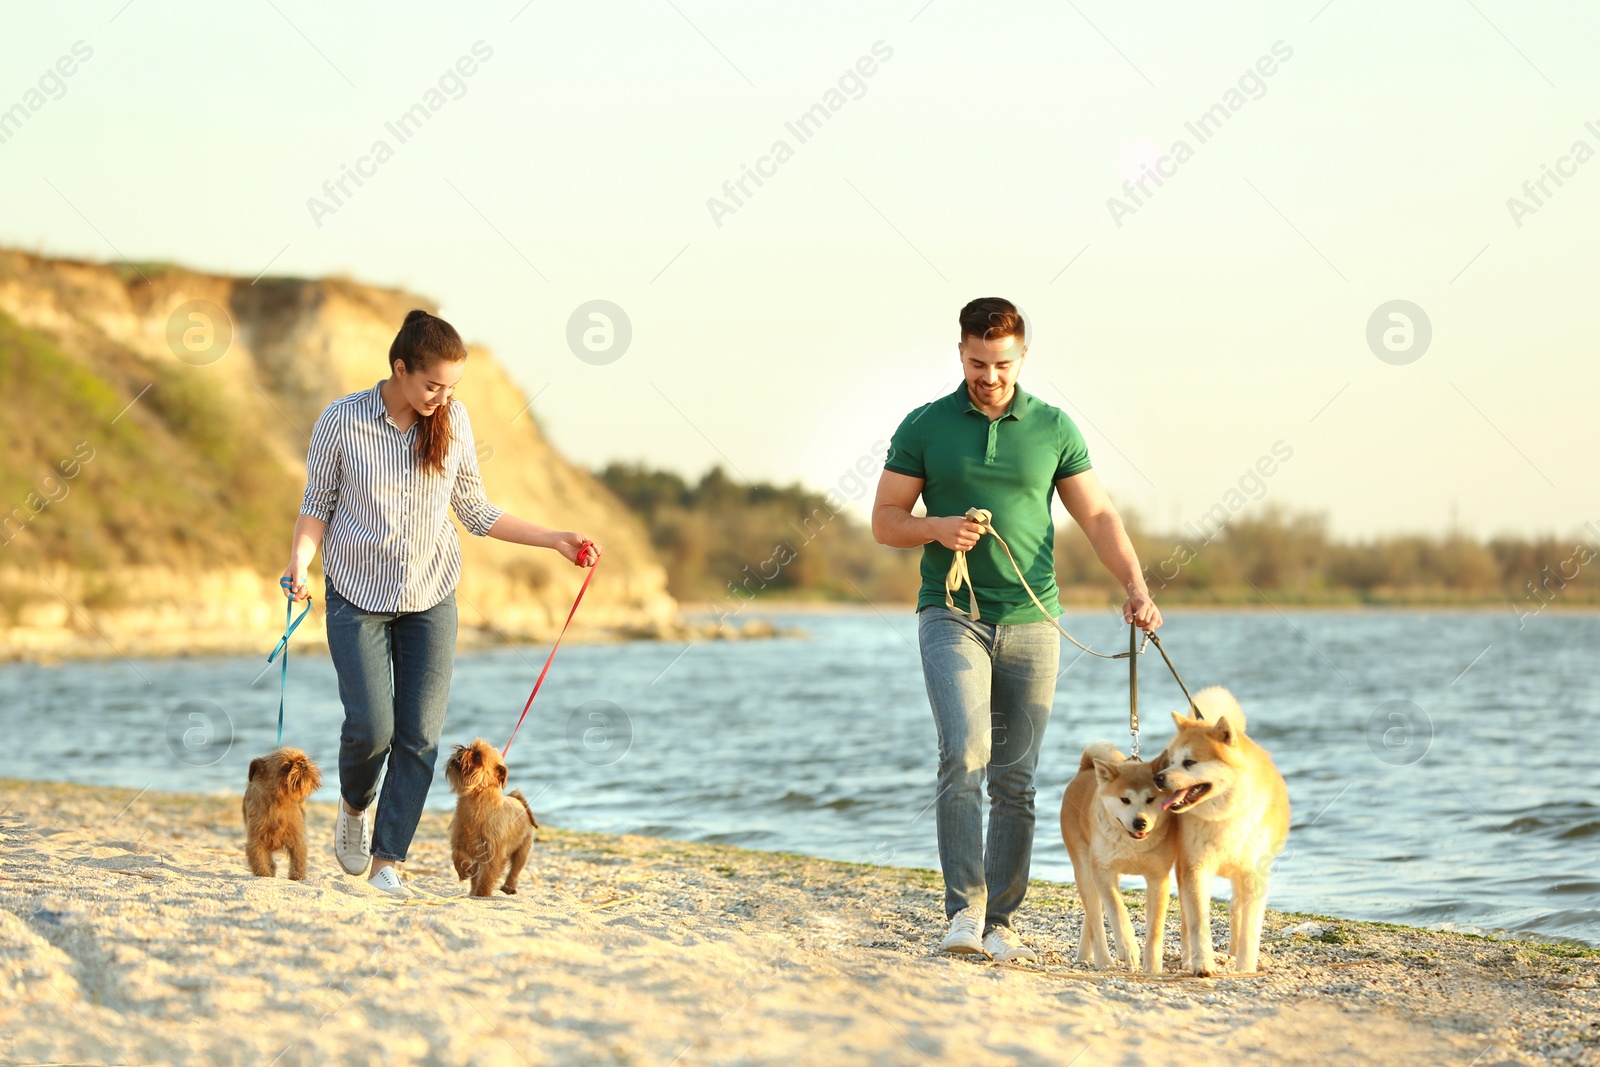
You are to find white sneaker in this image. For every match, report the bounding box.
[367,866,412,898]
[940,906,987,955]
[983,924,1039,964]
[335,803,371,875]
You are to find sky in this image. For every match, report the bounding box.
[3,0,1596,540]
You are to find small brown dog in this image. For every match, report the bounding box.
[242,746,322,880]
[445,738,537,897]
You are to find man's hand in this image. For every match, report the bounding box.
[927,515,985,552]
[1123,591,1162,631]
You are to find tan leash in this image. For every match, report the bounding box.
[943,506,1204,756]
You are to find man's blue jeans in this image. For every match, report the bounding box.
[917,605,1060,930]
[324,579,457,863]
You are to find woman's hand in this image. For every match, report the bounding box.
[553,532,601,568]
[281,560,311,602]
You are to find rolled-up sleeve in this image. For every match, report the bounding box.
[300,406,342,522]
[450,405,505,537]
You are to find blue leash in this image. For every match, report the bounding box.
[266,577,314,745]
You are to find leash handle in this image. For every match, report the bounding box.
[943,508,991,621]
[268,577,314,746]
[502,545,598,758]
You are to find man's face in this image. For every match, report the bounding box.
[959,332,1026,409]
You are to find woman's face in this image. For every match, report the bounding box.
[392,359,465,416]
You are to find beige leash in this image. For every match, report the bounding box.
[944,507,1124,659]
[942,506,1203,754]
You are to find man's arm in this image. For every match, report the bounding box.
[872,470,984,552]
[1056,469,1162,631]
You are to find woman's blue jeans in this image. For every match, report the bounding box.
[324,579,457,863]
[917,605,1060,931]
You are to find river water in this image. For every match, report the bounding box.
[3,607,1595,945]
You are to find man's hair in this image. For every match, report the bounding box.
[958,297,1026,344]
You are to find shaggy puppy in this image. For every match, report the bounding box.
[445,738,537,897]
[242,747,322,880]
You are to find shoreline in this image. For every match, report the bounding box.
[3,777,1596,1065]
[690,598,1600,616]
[4,601,1594,665]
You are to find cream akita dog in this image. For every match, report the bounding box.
[1060,741,1179,973]
[1153,686,1290,975]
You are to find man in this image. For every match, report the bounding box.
[871,297,1162,963]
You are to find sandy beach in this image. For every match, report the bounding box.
[1,777,1595,1067]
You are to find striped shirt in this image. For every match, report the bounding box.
[299,379,506,613]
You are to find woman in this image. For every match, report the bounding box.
[281,309,600,897]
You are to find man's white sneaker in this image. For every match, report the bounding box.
[940,906,987,955]
[367,866,412,898]
[335,804,371,875]
[983,924,1039,964]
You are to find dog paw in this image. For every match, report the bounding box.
[500,886,517,895]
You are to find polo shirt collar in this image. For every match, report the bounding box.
[955,380,1030,420]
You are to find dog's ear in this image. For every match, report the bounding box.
[1149,749,1170,774]
[496,763,507,788]
[248,757,265,782]
[1171,710,1193,729]
[1092,758,1119,784]
[1211,715,1236,746]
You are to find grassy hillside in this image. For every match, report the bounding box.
[0,247,679,655]
[0,308,301,579]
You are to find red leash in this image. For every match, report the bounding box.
[502,541,597,758]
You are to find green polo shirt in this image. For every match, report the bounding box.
[885,381,1092,624]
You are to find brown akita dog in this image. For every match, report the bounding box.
[1153,686,1290,975]
[1060,741,1179,973]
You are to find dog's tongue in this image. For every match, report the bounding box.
[1160,792,1184,811]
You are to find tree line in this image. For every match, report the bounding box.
[597,463,1597,613]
